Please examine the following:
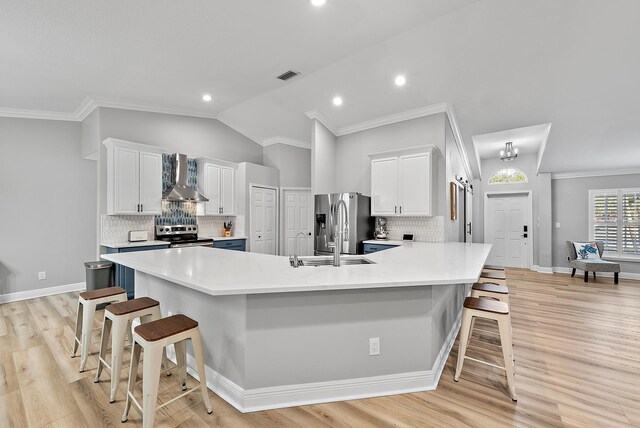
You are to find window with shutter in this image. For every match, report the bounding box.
[589,188,640,259]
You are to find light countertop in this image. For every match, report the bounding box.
[202,236,247,241]
[101,242,492,296]
[101,240,170,249]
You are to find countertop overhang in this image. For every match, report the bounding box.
[101,242,492,296]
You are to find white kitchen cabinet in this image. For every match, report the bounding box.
[196,158,236,215]
[370,145,435,217]
[104,138,164,215]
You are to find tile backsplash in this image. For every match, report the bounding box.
[101,215,155,244]
[380,216,445,242]
[155,201,197,226]
[197,216,236,237]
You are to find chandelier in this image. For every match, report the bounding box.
[500,142,518,161]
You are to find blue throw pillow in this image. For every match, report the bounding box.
[573,242,600,260]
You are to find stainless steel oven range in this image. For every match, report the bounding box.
[155,225,214,248]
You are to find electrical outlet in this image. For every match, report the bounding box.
[38,271,46,280]
[555,222,561,229]
[369,337,380,356]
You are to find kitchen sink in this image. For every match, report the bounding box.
[290,255,376,267]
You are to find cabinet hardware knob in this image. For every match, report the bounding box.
[394,206,397,213]
[400,206,402,214]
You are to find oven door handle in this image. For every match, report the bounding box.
[171,242,214,248]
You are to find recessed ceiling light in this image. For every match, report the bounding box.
[311,0,326,6]
[332,96,343,106]
[202,94,212,102]
[394,75,407,86]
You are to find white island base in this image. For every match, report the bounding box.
[135,272,469,412]
[103,243,491,412]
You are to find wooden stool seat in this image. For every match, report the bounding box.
[134,314,198,342]
[483,264,505,271]
[455,296,516,400]
[472,282,508,295]
[123,314,212,427]
[480,271,506,281]
[463,296,509,314]
[79,286,126,300]
[106,297,159,316]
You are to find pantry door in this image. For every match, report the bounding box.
[250,185,277,255]
[283,189,313,257]
[484,193,531,268]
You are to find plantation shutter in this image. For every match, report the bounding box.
[621,192,640,255]
[592,192,618,252]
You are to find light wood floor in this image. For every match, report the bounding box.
[1,270,639,427]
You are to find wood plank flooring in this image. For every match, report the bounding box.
[1,270,639,427]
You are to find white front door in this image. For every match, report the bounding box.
[485,194,529,268]
[283,190,312,257]
[251,186,277,255]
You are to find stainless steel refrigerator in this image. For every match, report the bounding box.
[314,193,374,255]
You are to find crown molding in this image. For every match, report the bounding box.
[90,97,218,120]
[551,167,640,180]
[74,96,99,121]
[305,109,338,135]
[0,106,79,121]
[263,137,311,150]
[335,103,448,137]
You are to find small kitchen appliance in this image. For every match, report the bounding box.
[155,225,214,248]
[375,217,389,240]
[128,230,148,242]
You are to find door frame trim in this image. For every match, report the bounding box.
[249,183,279,255]
[483,190,533,269]
[280,187,313,257]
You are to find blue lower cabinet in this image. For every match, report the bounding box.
[363,243,399,255]
[213,239,246,251]
[105,244,170,299]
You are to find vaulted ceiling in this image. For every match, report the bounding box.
[2,0,640,176]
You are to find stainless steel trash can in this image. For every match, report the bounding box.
[84,261,114,291]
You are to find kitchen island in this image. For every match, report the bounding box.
[102,242,491,412]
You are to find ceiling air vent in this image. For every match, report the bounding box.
[276,70,300,81]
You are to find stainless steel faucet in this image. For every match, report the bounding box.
[290,232,307,268]
[330,199,349,267]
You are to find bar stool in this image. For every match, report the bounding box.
[122,314,213,427]
[479,270,506,286]
[483,264,505,272]
[94,297,170,403]
[454,296,516,401]
[72,287,127,372]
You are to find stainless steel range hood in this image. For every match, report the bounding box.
[162,153,209,202]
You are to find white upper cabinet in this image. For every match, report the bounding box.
[370,145,435,217]
[196,158,237,216]
[104,138,164,215]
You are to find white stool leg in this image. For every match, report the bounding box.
[191,330,213,414]
[141,344,163,428]
[95,316,112,382]
[109,315,128,403]
[454,309,473,382]
[498,315,517,401]
[467,316,476,347]
[72,300,83,357]
[122,341,141,423]
[141,311,171,376]
[79,301,96,372]
[175,340,188,391]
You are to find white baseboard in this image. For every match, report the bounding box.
[552,266,640,280]
[166,309,463,413]
[0,282,85,304]
[532,265,554,274]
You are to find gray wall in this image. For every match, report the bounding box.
[445,116,467,242]
[552,173,640,273]
[80,109,100,160]
[312,120,337,194]
[0,118,96,295]
[263,143,311,188]
[538,173,552,268]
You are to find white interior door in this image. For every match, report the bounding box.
[485,194,529,268]
[251,186,277,255]
[283,190,312,256]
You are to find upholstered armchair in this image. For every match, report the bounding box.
[566,240,620,284]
